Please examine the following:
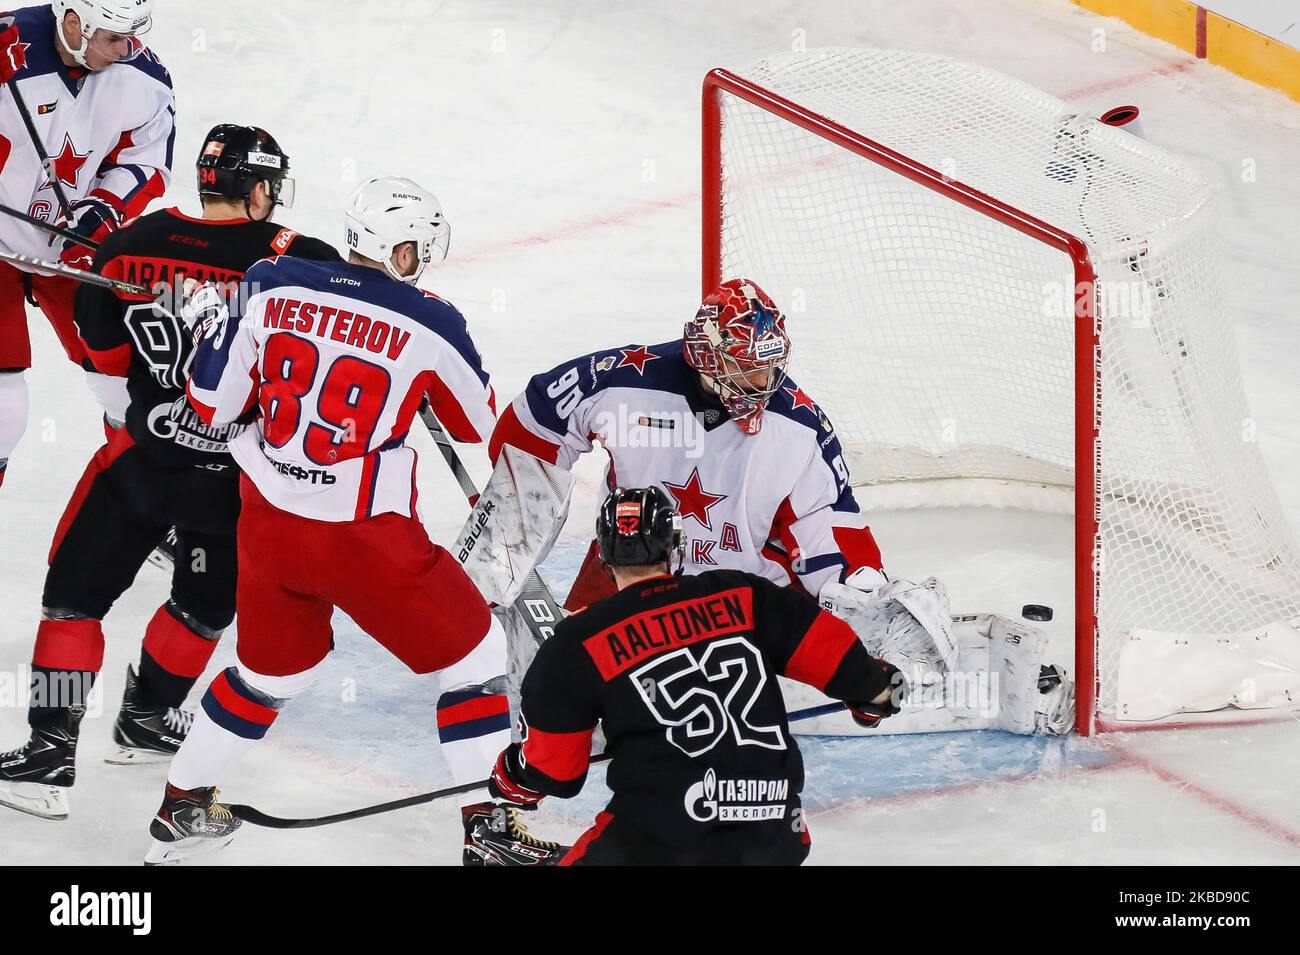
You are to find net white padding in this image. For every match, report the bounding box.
[714,49,1300,723]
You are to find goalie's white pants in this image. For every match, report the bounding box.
[169,618,512,807]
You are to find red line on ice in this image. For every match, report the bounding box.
[1110,745,1300,852]
[1059,59,1195,101]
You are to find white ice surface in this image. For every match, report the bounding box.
[2,0,1299,864]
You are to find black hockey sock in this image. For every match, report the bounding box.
[136,652,200,709]
[28,665,96,728]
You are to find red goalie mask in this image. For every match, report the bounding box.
[684,278,790,435]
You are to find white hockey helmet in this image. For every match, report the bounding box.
[53,0,153,67]
[343,177,451,284]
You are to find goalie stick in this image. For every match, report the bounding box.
[227,700,851,830]
[417,404,563,646]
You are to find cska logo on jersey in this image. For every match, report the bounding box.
[664,468,727,531]
[44,134,91,189]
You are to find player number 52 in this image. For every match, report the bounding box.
[631,637,787,758]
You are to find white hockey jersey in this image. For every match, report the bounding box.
[187,256,497,522]
[0,4,174,263]
[490,340,883,596]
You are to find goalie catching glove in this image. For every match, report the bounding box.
[819,568,958,678]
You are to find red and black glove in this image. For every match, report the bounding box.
[58,195,121,270]
[847,660,907,729]
[487,744,545,810]
[0,18,27,84]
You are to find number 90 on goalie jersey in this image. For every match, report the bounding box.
[187,256,497,523]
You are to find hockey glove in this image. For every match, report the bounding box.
[59,195,122,269]
[847,660,907,729]
[487,744,545,810]
[0,19,26,83]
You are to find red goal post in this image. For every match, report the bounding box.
[701,67,1104,736]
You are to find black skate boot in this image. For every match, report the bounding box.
[0,705,84,820]
[462,801,568,866]
[145,783,242,865]
[107,665,194,765]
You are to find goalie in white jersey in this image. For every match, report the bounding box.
[491,278,1074,736]
[0,0,174,486]
[143,177,564,865]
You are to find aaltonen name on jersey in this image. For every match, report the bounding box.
[584,587,752,677]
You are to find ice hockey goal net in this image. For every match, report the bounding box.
[703,49,1300,735]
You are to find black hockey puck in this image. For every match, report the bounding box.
[1022,604,1054,622]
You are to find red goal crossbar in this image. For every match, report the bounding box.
[701,68,1103,735]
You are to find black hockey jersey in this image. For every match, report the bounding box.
[75,207,339,468]
[512,569,895,852]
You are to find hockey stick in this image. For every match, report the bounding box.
[0,201,98,249]
[227,700,849,829]
[4,77,79,226]
[0,249,145,296]
[418,404,564,646]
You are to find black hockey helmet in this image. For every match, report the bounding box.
[597,486,683,570]
[196,124,295,211]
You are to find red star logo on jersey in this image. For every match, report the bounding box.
[784,385,817,412]
[6,40,31,74]
[663,468,727,531]
[616,345,659,375]
[45,134,90,189]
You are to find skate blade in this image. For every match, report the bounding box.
[0,782,70,820]
[105,745,173,766]
[144,833,236,866]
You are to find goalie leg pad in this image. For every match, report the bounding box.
[948,614,1075,735]
[453,444,574,607]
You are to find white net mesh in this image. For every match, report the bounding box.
[713,49,1300,721]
